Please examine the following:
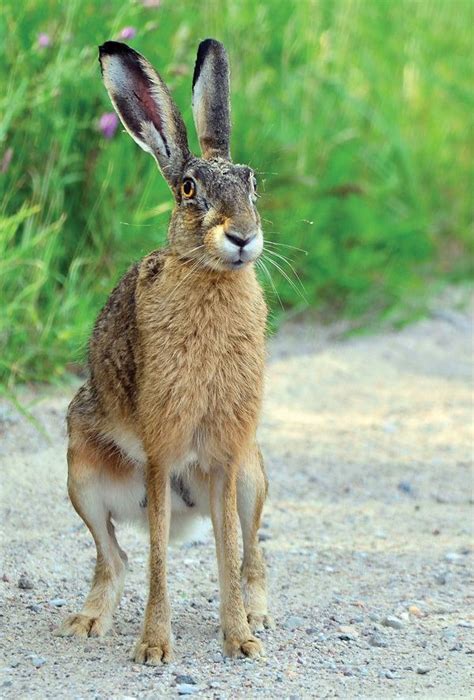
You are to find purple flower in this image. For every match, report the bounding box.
[119,27,137,40]
[38,33,51,48]
[1,147,13,174]
[99,112,119,140]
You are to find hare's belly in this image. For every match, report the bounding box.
[101,426,210,533]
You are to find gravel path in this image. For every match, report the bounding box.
[1,297,473,698]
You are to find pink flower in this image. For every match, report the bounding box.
[119,27,137,40]
[99,112,119,140]
[38,33,51,48]
[1,147,13,174]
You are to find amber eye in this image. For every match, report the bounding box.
[181,177,196,199]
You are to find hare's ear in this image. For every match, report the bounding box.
[99,41,190,187]
[192,39,231,160]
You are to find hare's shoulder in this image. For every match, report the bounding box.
[87,249,167,412]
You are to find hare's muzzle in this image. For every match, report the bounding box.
[217,226,263,267]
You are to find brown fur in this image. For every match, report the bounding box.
[57,39,272,664]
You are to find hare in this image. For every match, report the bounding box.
[56,39,272,664]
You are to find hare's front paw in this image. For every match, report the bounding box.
[223,633,264,659]
[247,612,275,633]
[133,635,173,665]
[55,613,111,638]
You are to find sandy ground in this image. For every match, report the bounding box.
[1,296,473,699]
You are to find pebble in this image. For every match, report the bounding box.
[177,684,197,695]
[441,628,457,640]
[409,605,424,618]
[434,572,448,585]
[27,604,42,613]
[338,625,359,639]
[444,552,461,563]
[398,480,414,495]
[368,633,388,648]
[49,598,67,607]
[31,656,46,668]
[458,621,473,628]
[175,675,196,685]
[382,615,404,630]
[416,666,430,675]
[258,531,271,542]
[18,574,34,590]
[283,615,305,630]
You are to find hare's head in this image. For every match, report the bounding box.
[99,39,263,271]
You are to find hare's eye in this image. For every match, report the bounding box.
[181,177,196,199]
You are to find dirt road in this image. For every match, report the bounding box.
[1,296,473,698]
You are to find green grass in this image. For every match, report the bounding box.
[1,0,473,386]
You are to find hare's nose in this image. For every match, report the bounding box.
[225,232,257,249]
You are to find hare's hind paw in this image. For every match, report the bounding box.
[132,637,173,665]
[223,634,264,659]
[247,612,274,633]
[55,613,111,638]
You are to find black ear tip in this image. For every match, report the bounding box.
[197,38,226,58]
[193,38,227,89]
[98,41,137,60]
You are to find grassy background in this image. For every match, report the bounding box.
[1,0,472,387]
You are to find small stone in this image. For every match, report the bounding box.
[442,628,457,640]
[2,573,10,583]
[416,666,430,675]
[175,675,196,685]
[384,670,395,679]
[338,625,358,640]
[398,480,414,495]
[49,598,67,607]
[258,531,271,542]
[409,605,424,618]
[177,684,197,695]
[31,656,46,668]
[27,604,42,613]
[382,616,404,630]
[458,621,473,628]
[434,572,448,585]
[18,574,34,590]
[283,615,304,630]
[444,552,461,563]
[368,633,388,648]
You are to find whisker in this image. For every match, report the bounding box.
[120,221,156,228]
[264,248,307,297]
[264,240,308,255]
[256,259,284,310]
[263,254,307,303]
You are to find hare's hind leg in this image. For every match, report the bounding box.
[237,446,273,632]
[210,465,263,659]
[56,438,127,638]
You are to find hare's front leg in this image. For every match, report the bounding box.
[133,463,173,665]
[237,447,273,632]
[210,467,263,658]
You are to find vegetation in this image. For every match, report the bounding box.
[1,0,472,386]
